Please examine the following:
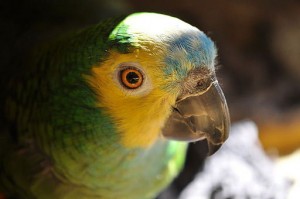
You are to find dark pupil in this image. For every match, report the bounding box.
[126,72,139,84]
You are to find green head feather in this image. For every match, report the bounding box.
[0,12,221,199]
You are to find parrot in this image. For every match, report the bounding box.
[0,12,230,199]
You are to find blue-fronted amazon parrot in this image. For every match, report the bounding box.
[0,13,230,199]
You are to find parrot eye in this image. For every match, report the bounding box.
[115,62,152,96]
[120,68,143,89]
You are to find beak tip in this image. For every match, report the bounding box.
[207,141,223,156]
[206,126,230,146]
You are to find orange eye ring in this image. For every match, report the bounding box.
[120,68,143,89]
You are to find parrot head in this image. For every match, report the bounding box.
[86,13,230,153]
[0,12,230,199]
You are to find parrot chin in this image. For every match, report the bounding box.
[161,81,230,155]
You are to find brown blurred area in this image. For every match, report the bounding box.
[125,0,300,156]
[1,0,299,197]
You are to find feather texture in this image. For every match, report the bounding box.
[0,12,219,198]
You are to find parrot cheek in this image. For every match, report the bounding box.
[161,81,230,155]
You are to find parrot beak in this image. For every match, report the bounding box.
[162,81,230,155]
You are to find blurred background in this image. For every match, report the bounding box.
[1,0,299,198]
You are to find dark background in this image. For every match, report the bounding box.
[1,0,299,198]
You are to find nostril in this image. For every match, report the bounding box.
[196,80,205,88]
[196,79,210,91]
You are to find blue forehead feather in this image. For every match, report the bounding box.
[164,31,217,79]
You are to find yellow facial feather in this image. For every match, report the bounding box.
[86,47,180,148]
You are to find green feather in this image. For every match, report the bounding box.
[0,13,188,199]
